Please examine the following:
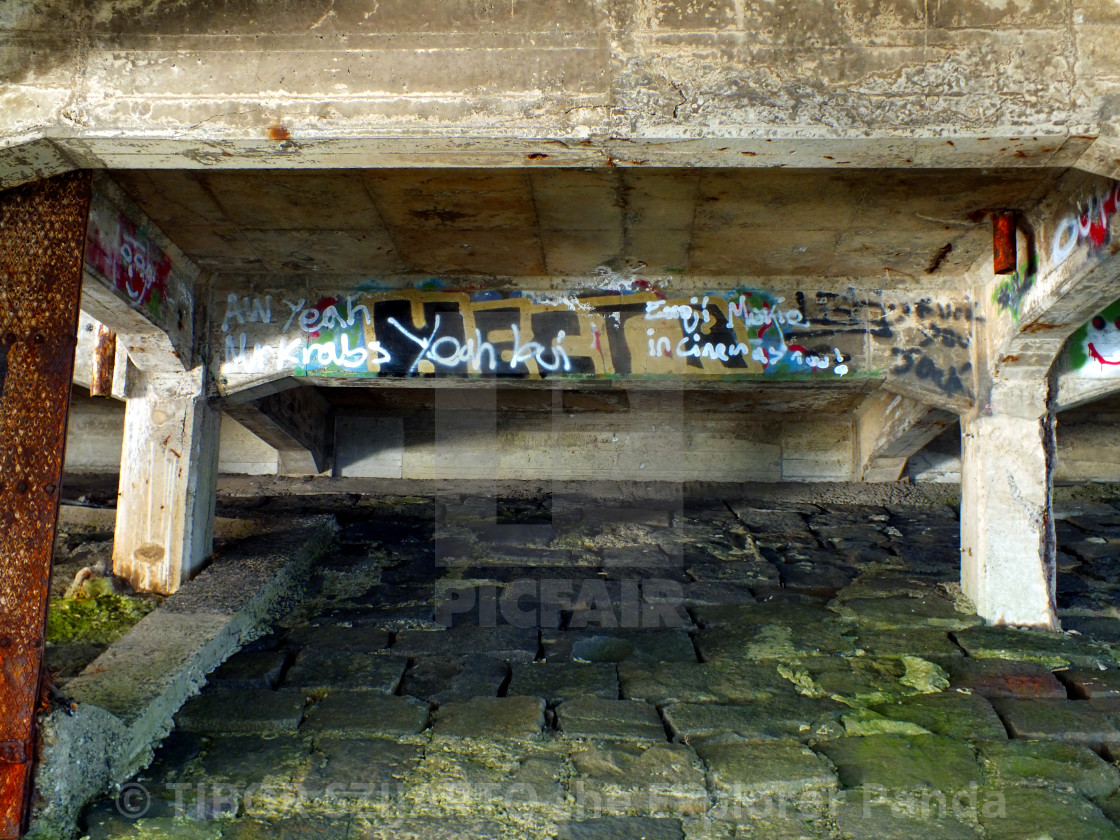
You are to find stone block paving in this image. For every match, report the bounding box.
[82,491,1120,839]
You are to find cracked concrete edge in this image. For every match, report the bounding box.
[27,514,339,840]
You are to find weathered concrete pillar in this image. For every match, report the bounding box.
[0,171,90,840]
[960,407,1058,629]
[112,366,221,595]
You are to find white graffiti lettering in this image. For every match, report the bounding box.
[1051,183,1120,267]
[221,294,272,333]
[386,316,570,374]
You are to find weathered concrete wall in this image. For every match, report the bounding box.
[63,395,279,476]
[333,387,856,483]
[63,389,124,473]
[2,1,1119,183]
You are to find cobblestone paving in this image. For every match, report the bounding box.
[80,492,1120,839]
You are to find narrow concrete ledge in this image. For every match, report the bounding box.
[214,475,964,507]
[28,515,338,840]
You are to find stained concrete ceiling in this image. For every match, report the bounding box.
[111,167,1066,281]
[321,381,874,415]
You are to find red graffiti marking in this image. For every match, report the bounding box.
[1088,343,1120,367]
[1052,182,1120,266]
[308,296,338,339]
[758,305,772,339]
[85,211,172,308]
[631,279,666,300]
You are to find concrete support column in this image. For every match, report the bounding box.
[960,410,1058,629]
[112,366,221,595]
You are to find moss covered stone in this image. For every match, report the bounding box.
[978,739,1120,799]
[817,734,981,791]
[870,692,1007,741]
[953,626,1115,670]
[979,788,1120,840]
[46,592,158,645]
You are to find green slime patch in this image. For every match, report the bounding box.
[46,591,158,645]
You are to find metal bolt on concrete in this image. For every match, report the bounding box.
[68,488,1120,840]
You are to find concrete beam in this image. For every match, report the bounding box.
[2,0,1120,185]
[112,366,221,595]
[224,385,334,475]
[983,173,1120,411]
[1054,369,1120,414]
[1,3,1117,187]
[81,173,201,374]
[208,281,978,410]
[856,390,956,482]
[1050,293,1120,411]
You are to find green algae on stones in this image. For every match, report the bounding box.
[953,625,1116,670]
[832,595,980,631]
[840,709,932,737]
[556,697,665,742]
[432,696,545,741]
[568,741,708,817]
[870,691,1007,741]
[829,788,982,840]
[899,655,950,693]
[404,740,566,817]
[621,661,798,705]
[853,626,965,660]
[778,655,948,707]
[696,740,838,800]
[817,734,982,792]
[556,816,685,840]
[46,591,158,645]
[662,699,845,744]
[979,787,1120,840]
[978,739,1120,800]
[83,815,224,840]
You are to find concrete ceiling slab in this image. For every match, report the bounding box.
[109,166,1067,281]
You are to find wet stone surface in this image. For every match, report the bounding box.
[77,490,1120,838]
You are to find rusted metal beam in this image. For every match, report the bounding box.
[992,211,1017,275]
[0,171,90,839]
[89,324,116,397]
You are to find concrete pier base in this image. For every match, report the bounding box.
[112,369,222,596]
[961,412,1059,629]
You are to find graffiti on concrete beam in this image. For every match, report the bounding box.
[994,181,1119,323]
[214,287,857,385]
[992,249,1037,324]
[1069,299,1120,377]
[1050,183,1120,268]
[84,192,173,320]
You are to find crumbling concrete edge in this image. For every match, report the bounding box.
[27,515,338,840]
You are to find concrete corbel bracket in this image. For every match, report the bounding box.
[80,173,201,374]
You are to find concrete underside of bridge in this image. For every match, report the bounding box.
[4,0,1120,836]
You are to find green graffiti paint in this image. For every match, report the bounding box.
[992,250,1038,323]
[1069,299,1120,373]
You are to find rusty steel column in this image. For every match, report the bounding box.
[89,324,116,397]
[0,171,91,839]
[992,211,1017,275]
